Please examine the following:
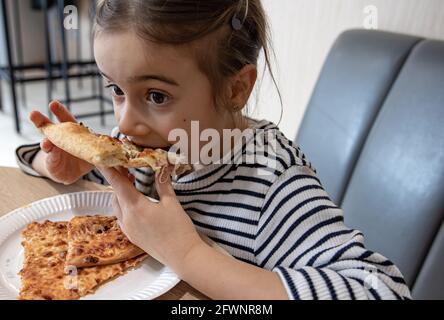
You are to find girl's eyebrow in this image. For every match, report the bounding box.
[129,74,180,86]
[99,70,179,87]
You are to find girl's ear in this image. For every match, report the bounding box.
[228,64,257,108]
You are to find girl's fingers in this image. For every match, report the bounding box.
[115,166,129,176]
[97,166,140,204]
[155,166,176,203]
[29,101,76,130]
[29,111,52,128]
[49,101,77,123]
[112,195,132,241]
[115,166,135,183]
[40,138,54,153]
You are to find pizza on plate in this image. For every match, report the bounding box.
[19,219,147,300]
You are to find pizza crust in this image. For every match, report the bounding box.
[40,122,128,167]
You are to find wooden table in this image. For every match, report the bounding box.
[0,166,209,300]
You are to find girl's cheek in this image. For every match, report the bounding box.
[113,101,124,120]
[113,108,121,122]
[113,96,125,106]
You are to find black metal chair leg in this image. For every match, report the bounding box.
[90,0,97,98]
[43,0,54,120]
[58,0,71,111]
[1,0,20,134]
[76,5,83,90]
[13,0,27,110]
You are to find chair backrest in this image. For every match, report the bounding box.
[296,29,444,299]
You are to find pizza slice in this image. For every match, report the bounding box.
[69,254,147,298]
[19,220,147,300]
[66,215,145,268]
[39,122,191,175]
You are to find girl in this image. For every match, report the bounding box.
[17,0,410,300]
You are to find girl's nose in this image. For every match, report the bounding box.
[118,102,150,136]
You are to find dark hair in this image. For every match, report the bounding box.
[94,0,282,128]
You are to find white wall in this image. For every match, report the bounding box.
[0,0,46,66]
[2,0,444,141]
[0,0,93,67]
[254,0,444,140]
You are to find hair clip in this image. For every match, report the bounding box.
[231,0,249,31]
[231,16,243,30]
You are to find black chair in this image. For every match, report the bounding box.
[297,29,444,299]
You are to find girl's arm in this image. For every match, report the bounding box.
[16,143,46,178]
[178,165,412,300]
[178,241,288,300]
[16,142,106,185]
[251,165,411,300]
[98,156,411,300]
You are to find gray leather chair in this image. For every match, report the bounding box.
[296,29,444,299]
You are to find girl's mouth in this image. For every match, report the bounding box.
[127,137,171,152]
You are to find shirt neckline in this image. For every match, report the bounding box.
[172,117,277,191]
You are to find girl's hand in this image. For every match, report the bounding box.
[29,101,94,185]
[97,165,203,271]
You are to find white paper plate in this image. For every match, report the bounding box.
[0,191,181,300]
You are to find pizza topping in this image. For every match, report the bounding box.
[118,239,131,248]
[66,268,76,275]
[95,224,111,234]
[42,251,53,257]
[55,240,66,246]
[84,256,99,264]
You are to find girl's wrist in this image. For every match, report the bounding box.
[31,150,51,178]
[172,237,208,279]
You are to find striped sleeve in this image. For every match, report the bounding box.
[15,143,42,177]
[255,165,412,300]
[15,141,108,185]
[81,167,109,185]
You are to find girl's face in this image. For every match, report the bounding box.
[94,31,238,152]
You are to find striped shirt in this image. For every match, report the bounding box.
[16,118,411,300]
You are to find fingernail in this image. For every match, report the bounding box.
[157,167,170,184]
[41,140,48,150]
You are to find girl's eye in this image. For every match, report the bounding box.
[148,91,169,105]
[107,85,124,97]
